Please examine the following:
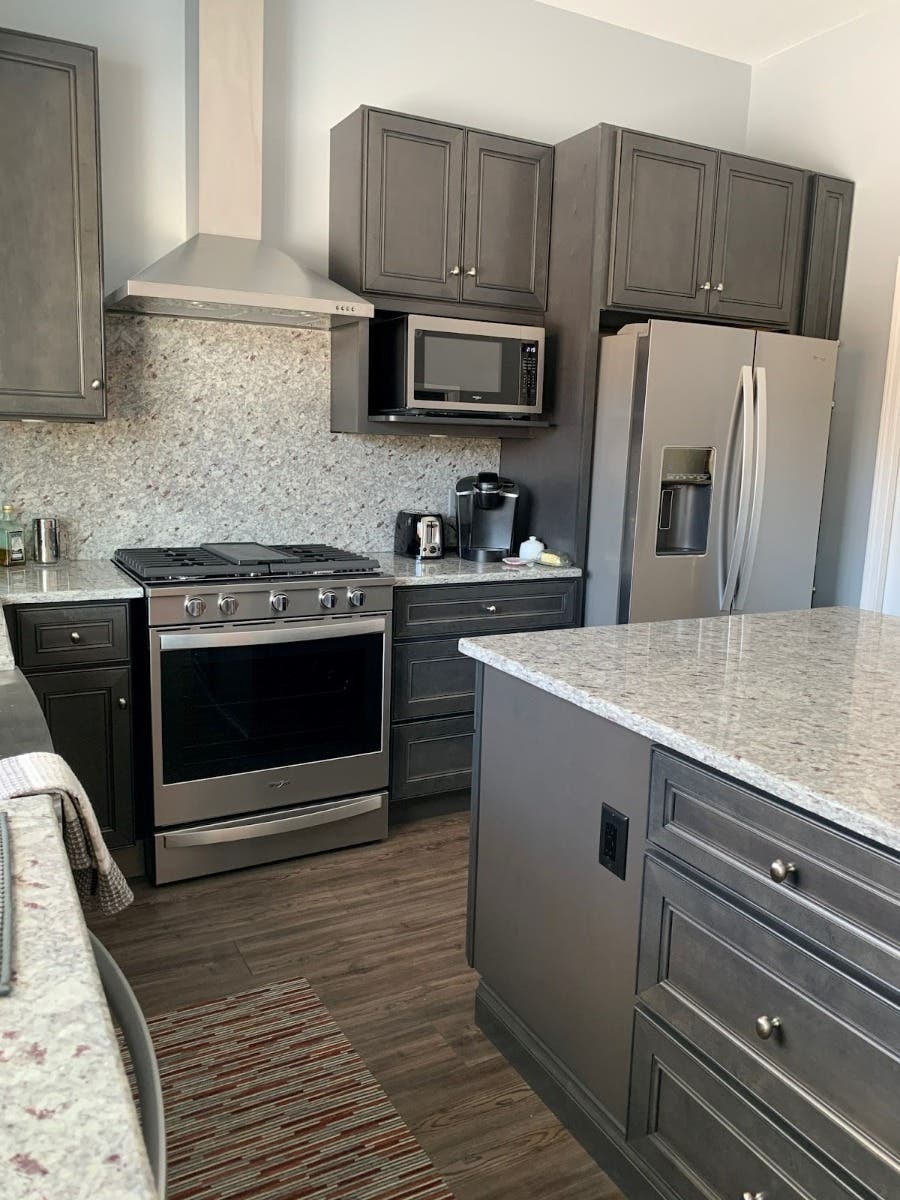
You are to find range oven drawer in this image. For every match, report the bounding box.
[153,792,389,884]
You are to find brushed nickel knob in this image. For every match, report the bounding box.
[270,592,289,614]
[755,1015,782,1040]
[70,630,81,643]
[184,596,206,618]
[715,282,725,291]
[742,1192,766,1200]
[769,858,797,883]
[117,697,128,710]
[319,590,337,610]
[218,595,239,617]
[700,281,711,290]
[90,378,103,390]
[466,267,477,276]
[484,604,498,614]
[449,266,461,276]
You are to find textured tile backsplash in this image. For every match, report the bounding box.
[3,315,500,558]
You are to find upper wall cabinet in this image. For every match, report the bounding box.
[610,130,806,329]
[330,106,553,314]
[800,175,854,341]
[0,29,106,421]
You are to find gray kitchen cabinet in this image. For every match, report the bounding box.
[392,638,477,722]
[390,714,475,802]
[708,153,806,326]
[609,131,718,315]
[461,132,552,310]
[0,28,105,421]
[801,174,854,339]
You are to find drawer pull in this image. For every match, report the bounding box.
[754,1015,782,1040]
[70,631,82,643]
[769,857,797,883]
[117,697,128,710]
[741,1193,766,1200]
[484,604,498,614]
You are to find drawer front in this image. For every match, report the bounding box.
[390,715,474,801]
[17,603,129,670]
[639,855,900,1190]
[650,749,900,990]
[393,638,477,721]
[393,579,578,640]
[629,1010,862,1200]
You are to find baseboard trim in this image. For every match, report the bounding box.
[475,983,668,1200]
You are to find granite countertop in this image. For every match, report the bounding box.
[0,794,156,1199]
[375,551,582,586]
[0,560,142,606]
[460,607,900,854]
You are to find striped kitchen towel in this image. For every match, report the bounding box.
[0,752,133,915]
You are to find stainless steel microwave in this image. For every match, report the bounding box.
[374,315,545,417]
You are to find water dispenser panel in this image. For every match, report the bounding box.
[656,447,714,556]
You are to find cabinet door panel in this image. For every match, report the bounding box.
[609,131,717,314]
[801,175,853,340]
[390,715,474,801]
[0,31,104,420]
[393,638,477,721]
[364,111,464,300]
[462,133,552,310]
[709,154,805,325]
[28,666,134,846]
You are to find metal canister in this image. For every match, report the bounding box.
[32,517,60,564]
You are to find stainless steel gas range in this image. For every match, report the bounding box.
[113,543,393,884]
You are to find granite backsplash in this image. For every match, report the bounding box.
[2,315,500,558]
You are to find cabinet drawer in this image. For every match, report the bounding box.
[650,749,900,990]
[393,579,578,640]
[639,855,900,1194]
[390,715,474,801]
[393,638,477,721]
[16,603,129,670]
[629,1010,864,1200]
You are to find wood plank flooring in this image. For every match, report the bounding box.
[89,813,623,1200]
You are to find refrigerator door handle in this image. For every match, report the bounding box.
[719,364,755,611]
[734,366,769,611]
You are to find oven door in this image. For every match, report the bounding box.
[150,616,390,827]
[407,315,543,414]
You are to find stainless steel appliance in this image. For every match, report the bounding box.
[373,315,544,417]
[394,511,444,559]
[456,473,520,562]
[585,321,838,625]
[113,543,393,884]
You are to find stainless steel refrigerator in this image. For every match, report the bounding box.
[584,320,838,626]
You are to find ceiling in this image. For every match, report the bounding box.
[536,0,890,64]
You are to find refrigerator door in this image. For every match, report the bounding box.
[624,321,757,623]
[733,331,837,614]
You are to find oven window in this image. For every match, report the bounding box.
[159,630,384,784]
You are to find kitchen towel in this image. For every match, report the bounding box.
[0,752,133,915]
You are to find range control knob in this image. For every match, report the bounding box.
[218,595,239,617]
[347,589,366,608]
[319,590,338,610]
[270,592,290,614]
[184,596,206,618]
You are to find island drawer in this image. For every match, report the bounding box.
[393,579,578,640]
[393,638,478,721]
[15,602,130,670]
[649,748,900,991]
[628,1009,868,1200]
[390,714,474,802]
[638,855,900,1194]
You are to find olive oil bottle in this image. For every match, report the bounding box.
[0,503,26,567]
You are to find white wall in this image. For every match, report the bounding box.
[0,0,187,292]
[262,0,751,273]
[746,6,900,607]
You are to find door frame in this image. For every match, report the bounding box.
[861,257,900,611]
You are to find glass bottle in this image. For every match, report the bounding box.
[0,503,26,567]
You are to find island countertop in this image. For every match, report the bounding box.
[460,606,900,855]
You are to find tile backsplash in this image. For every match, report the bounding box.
[3,315,500,558]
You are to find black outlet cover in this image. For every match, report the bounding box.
[599,803,629,879]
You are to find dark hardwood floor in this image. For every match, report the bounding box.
[89,812,624,1200]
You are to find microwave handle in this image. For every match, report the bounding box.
[158,616,386,653]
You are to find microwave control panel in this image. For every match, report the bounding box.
[520,341,541,406]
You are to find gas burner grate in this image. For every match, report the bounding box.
[113,544,383,583]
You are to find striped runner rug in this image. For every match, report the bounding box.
[143,977,455,1200]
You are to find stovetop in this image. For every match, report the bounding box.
[113,542,383,583]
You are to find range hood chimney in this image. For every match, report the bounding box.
[107,0,372,328]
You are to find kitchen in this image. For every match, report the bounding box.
[0,1,898,1198]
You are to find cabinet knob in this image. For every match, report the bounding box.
[715,282,725,291]
[449,265,461,276]
[90,378,103,390]
[118,697,128,710]
[755,1015,781,1040]
[769,858,797,883]
[742,1193,766,1200]
[70,630,82,643]
[484,604,498,614]
[700,281,711,291]
[466,267,477,276]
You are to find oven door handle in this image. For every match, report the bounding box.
[161,793,385,848]
[158,616,386,652]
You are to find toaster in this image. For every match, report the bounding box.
[394,511,444,559]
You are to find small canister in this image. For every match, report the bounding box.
[33,517,60,564]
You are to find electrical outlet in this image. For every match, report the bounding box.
[599,804,629,879]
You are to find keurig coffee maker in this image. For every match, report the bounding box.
[455,472,520,562]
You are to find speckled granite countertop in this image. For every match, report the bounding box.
[0,560,142,606]
[375,551,582,586]
[0,794,155,1199]
[460,607,900,854]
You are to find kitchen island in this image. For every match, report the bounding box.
[460,607,900,1200]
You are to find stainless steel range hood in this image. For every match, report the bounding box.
[106,0,372,328]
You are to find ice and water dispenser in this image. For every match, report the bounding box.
[656,447,714,556]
